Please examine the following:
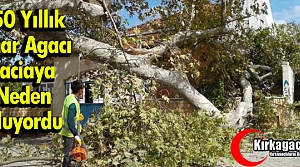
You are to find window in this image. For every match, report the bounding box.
[84,82,93,103]
[65,80,104,104]
[33,82,54,94]
[65,83,71,95]
[91,84,104,103]
[47,83,53,92]
[84,81,104,104]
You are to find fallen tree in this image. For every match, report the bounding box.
[2,1,300,166]
[0,0,284,129]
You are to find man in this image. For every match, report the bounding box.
[59,80,88,167]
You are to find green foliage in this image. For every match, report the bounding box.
[83,108,235,167]
[250,90,278,131]
[0,82,22,92]
[268,111,300,140]
[240,110,300,152]
[245,23,300,94]
[198,78,232,111]
[0,133,62,163]
[77,70,236,167]
[2,1,300,166]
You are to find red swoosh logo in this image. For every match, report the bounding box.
[231,129,268,166]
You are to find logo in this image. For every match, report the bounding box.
[231,128,300,166]
[283,80,290,96]
[231,129,268,167]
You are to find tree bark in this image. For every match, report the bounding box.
[1,0,242,126]
[68,33,223,117]
[227,75,253,129]
[240,76,253,125]
[0,0,104,18]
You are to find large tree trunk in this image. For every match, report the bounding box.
[68,34,223,117]
[1,0,247,128]
[130,64,222,117]
[229,76,253,128]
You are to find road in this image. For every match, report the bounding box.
[218,151,300,167]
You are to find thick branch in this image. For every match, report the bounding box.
[247,65,272,84]
[0,0,105,18]
[126,27,234,59]
[221,0,227,26]
[230,76,253,128]
[170,27,234,47]
[0,0,105,41]
[68,33,223,117]
[240,76,253,115]
[247,67,261,82]
[250,64,271,71]
[130,65,222,116]
[260,72,273,81]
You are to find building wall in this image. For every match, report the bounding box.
[52,54,106,116]
[229,0,274,29]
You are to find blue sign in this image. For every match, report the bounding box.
[283,80,289,96]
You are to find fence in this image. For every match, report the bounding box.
[143,98,197,116]
[145,97,290,127]
[265,97,290,127]
[80,103,105,125]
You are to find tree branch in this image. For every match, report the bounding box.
[260,72,273,81]
[125,27,234,60]
[0,0,105,18]
[225,15,251,25]
[0,157,56,166]
[250,64,271,71]
[68,33,223,117]
[221,0,227,26]
[170,27,234,46]
[246,64,272,84]
[246,67,262,82]
[230,75,253,128]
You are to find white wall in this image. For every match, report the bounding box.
[228,0,274,29]
[244,0,274,29]
[53,54,106,116]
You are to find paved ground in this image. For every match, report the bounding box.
[215,150,300,167]
[0,133,58,167]
[231,151,300,167]
[1,135,300,167]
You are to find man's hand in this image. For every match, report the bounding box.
[75,136,82,146]
[79,113,84,121]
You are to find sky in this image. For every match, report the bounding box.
[120,0,300,28]
[271,0,300,24]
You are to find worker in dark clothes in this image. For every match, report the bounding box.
[59,80,88,167]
